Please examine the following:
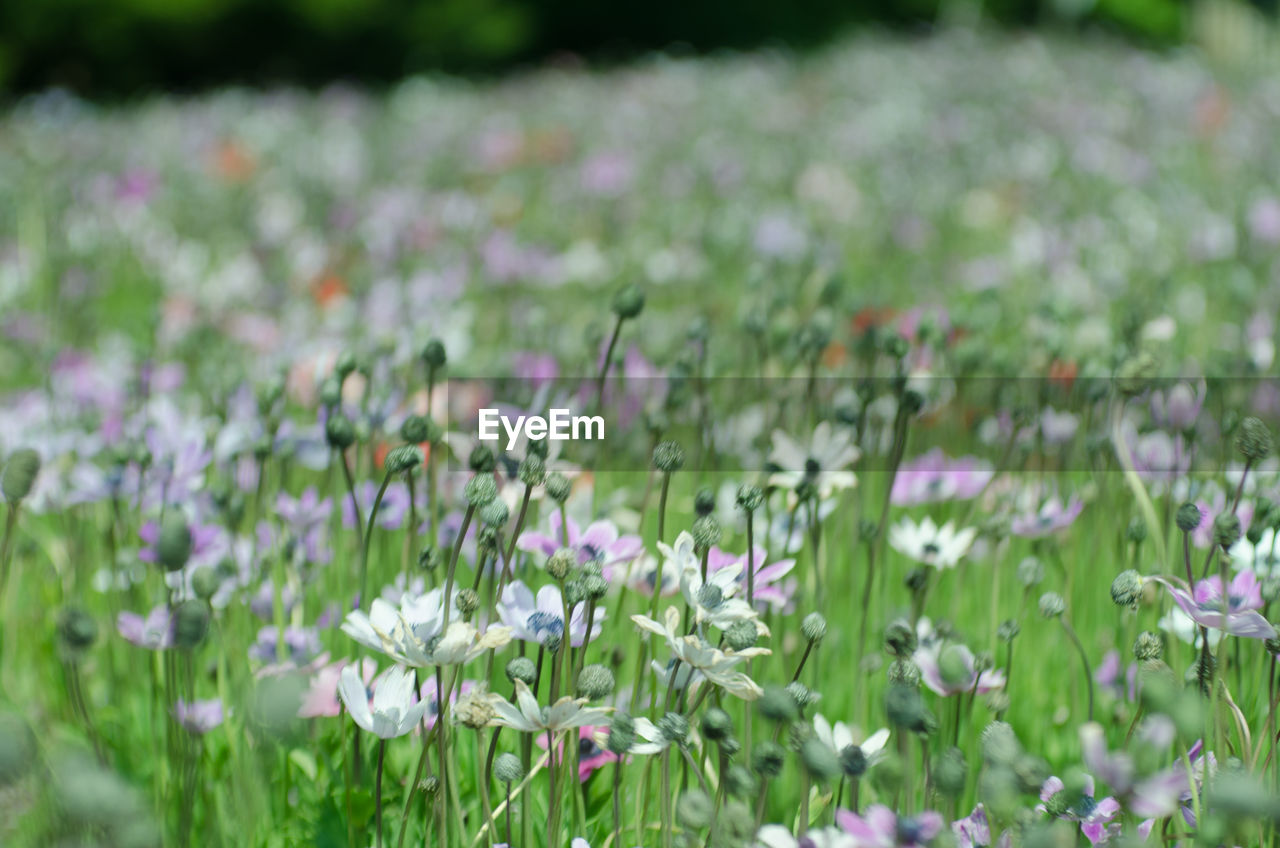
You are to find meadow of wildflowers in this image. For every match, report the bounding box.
[5,29,1280,848]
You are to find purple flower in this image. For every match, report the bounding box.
[1094,650,1138,702]
[705,545,797,613]
[836,804,944,847]
[517,513,643,575]
[342,480,411,531]
[496,580,604,648]
[250,625,323,666]
[1149,572,1276,639]
[890,449,993,506]
[117,606,174,650]
[1009,494,1084,538]
[139,518,229,571]
[913,634,1006,698]
[174,698,225,734]
[276,487,333,564]
[1149,381,1205,431]
[1036,775,1121,845]
[952,805,1011,848]
[1189,492,1254,550]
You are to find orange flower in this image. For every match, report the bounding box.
[213,140,256,182]
[1048,358,1077,389]
[312,272,348,308]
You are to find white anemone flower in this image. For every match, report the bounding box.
[768,421,860,503]
[812,714,890,762]
[338,665,427,739]
[487,680,611,734]
[1229,526,1280,579]
[661,532,765,632]
[343,593,510,667]
[632,607,769,700]
[888,516,976,569]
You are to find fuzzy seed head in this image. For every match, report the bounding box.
[577,664,615,700]
[1237,416,1273,461]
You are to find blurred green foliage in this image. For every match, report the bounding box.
[0,0,1196,94]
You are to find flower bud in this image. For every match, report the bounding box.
[1176,502,1202,533]
[191,566,221,602]
[885,684,928,732]
[694,488,716,517]
[399,415,430,445]
[545,472,572,504]
[547,548,577,581]
[653,440,685,473]
[318,376,342,407]
[518,455,546,487]
[785,681,817,711]
[384,445,424,475]
[173,599,210,649]
[582,574,608,600]
[57,607,97,654]
[752,741,786,778]
[0,711,36,787]
[656,712,689,744]
[464,475,498,507]
[997,620,1020,643]
[577,664,615,700]
[505,657,537,686]
[468,445,495,474]
[157,514,193,572]
[420,339,447,370]
[1134,631,1164,662]
[840,744,868,778]
[1237,416,1273,461]
[725,620,758,651]
[1,448,40,503]
[456,588,480,618]
[884,618,917,657]
[1016,557,1045,587]
[735,484,763,513]
[700,708,734,742]
[611,284,646,320]
[479,500,509,528]
[1126,518,1147,544]
[691,516,721,551]
[418,546,443,572]
[676,789,713,830]
[938,645,973,690]
[725,764,758,798]
[800,736,840,782]
[325,414,356,450]
[888,659,922,687]
[981,722,1021,766]
[493,752,523,784]
[1110,570,1144,609]
[758,686,799,724]
[1038,592,1066,619]
[801,612,827,643]
[1213,513,1242,550]
[934,747,968,797]
[607,713,636,755]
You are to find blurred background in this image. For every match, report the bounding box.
[2,0,1278,96]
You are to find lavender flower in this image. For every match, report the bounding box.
[890,449,992,506]
[1149,572,1276,640]
[173,699,225,734]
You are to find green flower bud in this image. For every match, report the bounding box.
[582,574,608,600]
[752,741,786,778]
[839,744,868,778]
[611,284,646,320]
[801,612,827,643]
[888,659,922,686]
[399,415,430,444]
[785,681,817,711]
[157,514,193,572]
[725,620,758,651]
[57,607,97,653]
[1017,557,1045,587]
[676,789,713,830]
[1134,631,1164,662]
[468,445,495,473]
[884,618,917,657]
[1126,518,1147,544]
[334,351,358,380]
[735,484,763,513]
[980,722,1022,766]
[0,711,36,786]
[725,764,758,798]
[1,448,40,503]
[656,712,689,745]
[385,445,424,474]
[505,657,537,686]
[420,339,447,369]
[758,686,799,724]
[1176,502,1202,533]
[694,488,716,517]
[418,546,443,572]
[191,566,221,602]
[577,664,615,700]
[547,548,577,581]
[464,475,498,507]
[934,747,968,798]
[1039,592,1066,619]
[325,414,356,449]
[493,752,523,784]
[1237,416,1273,461]
[172,599,211,649]
[545,472,572,504]
[653,440,685,473]
[456,588,480,618]
[1213,513,1242,550]
[479,500,509,528]
[1110,570,1144,609]
[318,377,342,408]
[885,684,928,733]
[517,455,546,487]
[607,713,636,755]
[700,708,734,742]
[691,516,721,551]
[938,645,973,690]
[800,736,840,782]
[997,620,1020,643]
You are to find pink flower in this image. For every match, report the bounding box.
[1036,775,1121,845]
[299,656,379,718]
[890,449,993,506]
[535,726,619,781]
[1149,572,1275,640]
[836,805,944,847]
